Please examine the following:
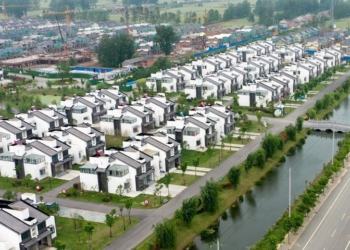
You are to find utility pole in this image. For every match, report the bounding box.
[332,122,335,165]
[217,238,220,250]
[331,0,334,30]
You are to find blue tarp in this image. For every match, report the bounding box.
[70,66,113,73]
[305,50,316,55]
[343,55,350,61]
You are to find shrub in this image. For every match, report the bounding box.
[103,196,111,202]
[279,156,286,163]
[238,195,244,203]
[299,137,306,145]
[288,146,296,155]
[200,229,215,239]
[307,129,312,135]
[66,192,72,197]
[72,191,77,197]
[255,180,262,186]
[220,182,231,188]
[73,183,80,189]
[221,211,228,220]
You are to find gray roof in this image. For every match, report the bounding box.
[75,98,97,108]
[147,98,168,108]
[179,66,195,74]
[218,71,237,80]
[124,146,153,161]
[164,71,182,79]
[110,151,142,169]
[207,106,230,118]
[0,209,30,234]
[187,116,211,129]
[32,110,64,123]
[281,71,297,79]
[100,89,119,100]
[30,140,58,156]
[0,121,21,134]
[66,127,91,142]
[144,136,171,152]
[0,200,49,234]
[204,77,221,86]
[124,106,147,118]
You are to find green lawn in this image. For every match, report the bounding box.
[283,100,304,105]
[310,84,328,92]
[181,149,233,168]
[159,173,201,186]
[57,189,171,209]
[40,95,61,105]
[106,135,128,148]
[235,120,271,133]
[0,176,67,194]
[54,216,139,250]
[72,164,83,171]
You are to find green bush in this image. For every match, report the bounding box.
[287,146,295,155]
[221,211,228,220]
[200,229,216,239]
[238,195,244,203]
[299,137,306,145]
[279,156,286,163]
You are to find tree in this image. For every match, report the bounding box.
[3,0,36,18]
[84,222,95,250]
[160,173,172,196]
[255,148,266,168]
[206,146,214,167]
[68,57,78,66]
[285,124,297,141]
[125,198,134,225]
[6,103,12,115]
[2,190,15,201]
[22,174,33,188]
[153,219,176,249]
[229,167,241,189]
[200,179,220,214]
[105,209,117,237]
[248,12,255,22]
[180,161,188,185]
[245,152,256,173]
[116,184,125,196]
[261,133,279,158]
[119,205,126,231]
[240,127,247,142]
[97,34,134,67]
[76,215,85,242]
[193,157,200,177]
[56,62,70,80]
[296,116,304,132]
[46,81,52,89]
[227,133,234,151]
[180,197,198,226]
[154,25,177,56]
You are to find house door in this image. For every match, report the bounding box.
[249,93,256,106]
[55,165,64,175]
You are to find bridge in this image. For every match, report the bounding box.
[304,120,350,133]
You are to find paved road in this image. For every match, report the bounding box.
[105,72,350,250]
[291,167,350,250]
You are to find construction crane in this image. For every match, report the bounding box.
[191,9,209,48]
[42,5,71,27]
[1,1,39,23]
[124,7,132,37]
[55,16,68,57]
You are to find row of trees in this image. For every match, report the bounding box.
[49,0,97,12]
[254,132,350,249]
[223,0,252,22]
[2,0,39,18]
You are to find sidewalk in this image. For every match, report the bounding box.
[279,157,350,250]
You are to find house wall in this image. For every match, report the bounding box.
[108,167,137,193]
[46,216,57,238]
[297,67,310,84]
[72,108,91,125]
[0,224,20,250]
[80,172,99,192]
[0,161,16,178]
[183,132,203,150]
[100,120,115,135]
[120,116,143,137]
[23,161,46,181]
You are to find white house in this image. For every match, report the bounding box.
[88,87,129,109]
[79,146,154,193]
[0,136,72,180]
[123,131,181,179]
[136,93,176,127]
[237,82,273,107]
[53,95,107,125]
[100,104,155,137]
[146,69,185,93]
[0,199,57,250]
[47,124,105,163]
[16,108,67,138]
[184,79,217,100]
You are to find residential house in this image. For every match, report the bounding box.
[0,118,35,146]
[100,104,155,137]
[270,75,293,97]
[0,199,57,250]
[79,146,154,192]
[16,108,67,138]
[123,132,181,178]
[0,136,72,179]
[137,93,176,127]
[47,124,105,163]
[184,80,217,100]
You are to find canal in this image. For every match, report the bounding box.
[194,96,350,250]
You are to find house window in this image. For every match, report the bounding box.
[52,154,58,163]
[21,230,31,241]
[40,168,46,175]
[196,140,201,146]
[54,120,59,127]
[133,127,138,133]
[22,131,27,139]
[80,168,96,174]
[38,221,46,231]
[146,116,149,122]
[166,129,174,134]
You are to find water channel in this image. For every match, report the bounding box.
[194,96,350,250]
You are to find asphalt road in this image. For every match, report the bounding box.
[105,72,350,250]
[291,167,350,250]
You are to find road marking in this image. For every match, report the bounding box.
[342,213,346,220]
[331,229,336,237]
[302,175,350,250]
[345,240,350,250]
